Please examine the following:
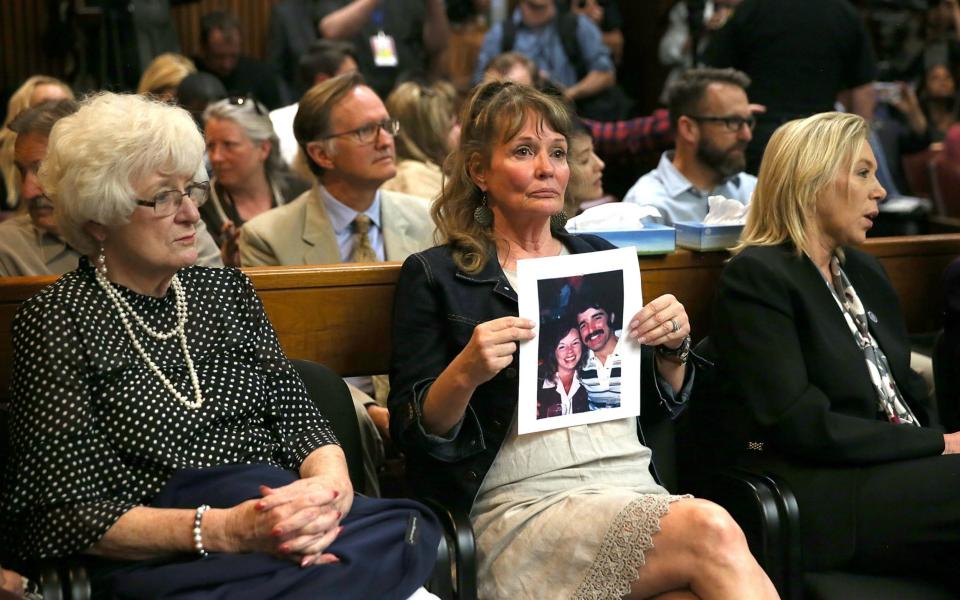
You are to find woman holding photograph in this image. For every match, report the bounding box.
[389,81,778,599]
[537,318,588,419]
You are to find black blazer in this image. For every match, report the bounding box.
[697,242,944,566]
[388,232,689,514]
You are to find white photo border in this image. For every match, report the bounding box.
[516,246,643,435]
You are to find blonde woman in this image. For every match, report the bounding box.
[701,111,960,589]
[0,75,73,209]
[137,53,196,101]
[380,81,459,200]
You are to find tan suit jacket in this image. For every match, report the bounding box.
[238,185,435,266]
[0,214,223,277]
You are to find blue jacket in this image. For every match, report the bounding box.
[388,231,691,513]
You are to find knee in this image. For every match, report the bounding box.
[680,499,749,562]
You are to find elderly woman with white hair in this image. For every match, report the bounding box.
[202,96,308,266]
[0,92,439,599]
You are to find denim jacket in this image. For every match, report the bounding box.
[388,231,692,514]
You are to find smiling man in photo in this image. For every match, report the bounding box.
[574,291,625,411]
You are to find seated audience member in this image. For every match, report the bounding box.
[381,81,459,200]
[1,76,73,210]
[137,53,197,101]
[266,0,320,99]
[312,0,450,100]
[481,51,540,87]
[919,62,959,142]
[389,81,779,599]
[0,92,440,599]
[202,97,308,267]
[567,121,611,212]
[0,101,222,277]
[240,72,435,491]
[176,72,228,130]
[194,10,287,110]
[872,81,932,195]
[701,111,960,589]
[270,39,359,167]
[537,317,588,419]
[474,0,619,120]
[566,0,624,65]
[623,67,757,225]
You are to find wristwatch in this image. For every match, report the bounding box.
[656,334,691,365]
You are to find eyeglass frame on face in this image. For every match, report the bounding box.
[318,118,400,144]
[686,114,756,132]
[135,181,211,217]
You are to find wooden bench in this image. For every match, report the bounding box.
[2,234,959,402]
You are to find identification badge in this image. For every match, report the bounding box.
[370,31,399,67]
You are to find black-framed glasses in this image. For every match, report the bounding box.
[320,118,400,144]
[135,181,210,217]
[228,96,267,116]
[688,114,756,132]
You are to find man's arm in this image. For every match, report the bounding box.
[318,0,380,39]
[565,70,614,102]
[422,0,450,58]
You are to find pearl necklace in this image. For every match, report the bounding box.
[94,269,205,409]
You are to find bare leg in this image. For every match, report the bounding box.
[626,498,779,600]
[650,591,700,600]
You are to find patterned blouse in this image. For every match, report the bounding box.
[0,261,338,560]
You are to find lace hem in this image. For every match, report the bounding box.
[572,493,690,600]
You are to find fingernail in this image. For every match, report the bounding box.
[273,527,283,537]
[301,556,312,568]
[638,336,647,344]
[332,490,339,499]
[336,511,342,519]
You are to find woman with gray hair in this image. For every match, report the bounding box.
[202,96,308,266]
[0,92,439,598]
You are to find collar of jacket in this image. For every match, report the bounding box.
[452,229,599,302]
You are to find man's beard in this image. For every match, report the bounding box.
[697,137,747,179]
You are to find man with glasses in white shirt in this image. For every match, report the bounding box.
[622,67,757,225]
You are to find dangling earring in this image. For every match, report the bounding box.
[473,192,493,227]
[550,210,568,229]
[96,245,108,276]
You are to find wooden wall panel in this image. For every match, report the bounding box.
[1,1,65,94]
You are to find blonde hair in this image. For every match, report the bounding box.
[1,75,74,207]
[39,93,205,255]
[735,111,869,256]
[137,53,196,96]
[434,81,573,274]
[386,81,457,167]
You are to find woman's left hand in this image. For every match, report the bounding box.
[627,293,689,349]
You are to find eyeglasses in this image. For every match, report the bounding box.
[688,114,756,132]
[320,118,400,144]
[135,181,210,217]
[228,96,267,116]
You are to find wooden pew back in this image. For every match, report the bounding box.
[1,234,958,402]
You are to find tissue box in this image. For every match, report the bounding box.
[579,224,676,255]
[675,221,743,251]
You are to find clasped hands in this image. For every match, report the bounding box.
[220,475,353,567]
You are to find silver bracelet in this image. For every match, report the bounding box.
[193,504,211,557]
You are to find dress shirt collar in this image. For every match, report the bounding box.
[656,150,743,199]
[317,184,382,235]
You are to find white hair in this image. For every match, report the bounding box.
[203,98,286,178]
[39,92,206,255]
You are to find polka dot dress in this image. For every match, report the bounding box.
[0,259,339,560]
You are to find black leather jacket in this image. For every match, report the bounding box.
[388,231,692,514]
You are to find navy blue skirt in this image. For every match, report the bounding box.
[91,464,440,600]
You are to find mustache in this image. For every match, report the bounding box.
[27,195,54,211]
[585,329,604,342]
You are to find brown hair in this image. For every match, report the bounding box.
[293,71,366,178]
[433,81,573,274]
[386,81,457,167]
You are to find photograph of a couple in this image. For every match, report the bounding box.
[517,247,642,435]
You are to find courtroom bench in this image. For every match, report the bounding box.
[1,234,959,403]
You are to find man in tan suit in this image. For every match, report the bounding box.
[0,100,222,277]
[240,73,435,496]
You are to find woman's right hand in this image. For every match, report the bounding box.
[943,431,960,455]
[220,221,242,268]
[454,316,536,388]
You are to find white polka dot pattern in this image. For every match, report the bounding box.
[0,260,339,560]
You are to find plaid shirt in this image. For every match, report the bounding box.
[582,109,674,158]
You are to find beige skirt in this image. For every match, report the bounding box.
[470,417,689,599]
